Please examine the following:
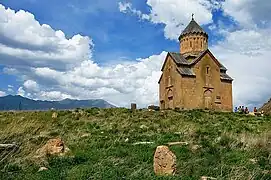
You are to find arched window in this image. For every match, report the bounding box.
[190,41,192,47]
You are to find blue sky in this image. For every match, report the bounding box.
[0,0,271,109]
[1,0,176,63]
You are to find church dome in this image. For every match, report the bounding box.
[179,18,208,40]
[179,16,208,56]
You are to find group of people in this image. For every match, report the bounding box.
[234,106,258,114]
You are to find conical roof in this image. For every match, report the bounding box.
[178,18,208,40]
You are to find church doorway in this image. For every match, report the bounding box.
[167,89,173,109]
[204,90,212,109]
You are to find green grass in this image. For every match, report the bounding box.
[0,108,270,180]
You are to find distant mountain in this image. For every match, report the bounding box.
[259,98,271,115]
[0,95,116,111]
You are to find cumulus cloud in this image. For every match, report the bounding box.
[222,0,271,28]
[0,2,167,108]
[0,4,93,70]
[118,2,150,20]
[119,0,216,40]
[22,52,166,107]
[211,28,271,108]
[1,2,271,110]
[0,91,6,97]
[23,80,40,92]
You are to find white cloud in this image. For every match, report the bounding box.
[211,28,271,108]
[0,2,167,107]
[222,0,271,28]
[2,2,271,110]
[118,2,150,20]
[119,0,216,40]
[23,80,39,92]
[25,52,166,107]
[17,87,25,96]
[0,4,93,70]
[0,91,6,97]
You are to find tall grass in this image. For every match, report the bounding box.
[0,108,270,179]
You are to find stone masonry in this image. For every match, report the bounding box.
[159,16,233,111]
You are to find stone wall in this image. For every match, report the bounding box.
[220,81,233,111]
[180,34,208,56]
[159,56,179,109]
[159,52,233,112]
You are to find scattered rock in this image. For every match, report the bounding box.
[167,142,188,146]
[133,142,154,145]
[38,167,48,172]
[153,145,176,176]
[201,176,217,180]
[36,138,69,157]
[262,170,271,174]
[191,144,201,152]
[81,133,91,138]
[249,158,257,164]
[140,125,148,129]
[52,112,58,119]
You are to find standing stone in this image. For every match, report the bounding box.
[131,103,137,111]
[153,145,177,176]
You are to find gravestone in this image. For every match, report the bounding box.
[153,145,176,176]
[131,103,137,111]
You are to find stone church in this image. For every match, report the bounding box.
[158,16,233,111]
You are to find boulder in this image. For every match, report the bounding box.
[52,112,58,119]
[153,145,176,176]
[36,138,69,157]
[34,138,70,167]
[38,167,48,172]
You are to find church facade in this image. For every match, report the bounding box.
[158,17,233,111]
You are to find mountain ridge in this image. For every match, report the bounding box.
[0,95,116,110]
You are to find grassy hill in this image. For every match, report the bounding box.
[0,108,270,180]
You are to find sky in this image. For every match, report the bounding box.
[0,0,271,109]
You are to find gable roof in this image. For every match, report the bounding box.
[169,52,190,65]
[166,50,227,71]
[220,73,233,81]
[159,50,233,82]
[177,67,195,77]
[160,52,188,71]
[179,18,208,40]
[190,49,228,71]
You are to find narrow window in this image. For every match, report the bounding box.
[190,41,192,47]
[206,67,209,74]
[168,76,171,85]
[201,41,203,48]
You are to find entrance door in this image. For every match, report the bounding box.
[204,90,212,109]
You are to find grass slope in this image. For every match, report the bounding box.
[0,108,270,180]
